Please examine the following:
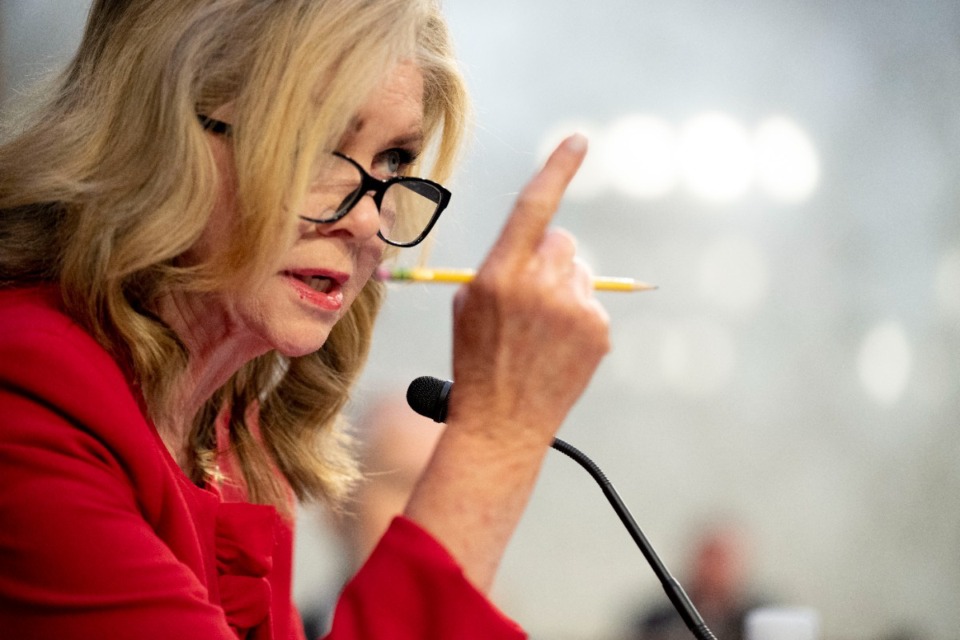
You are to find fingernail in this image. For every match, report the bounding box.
[565,133,588,154]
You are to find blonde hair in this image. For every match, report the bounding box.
[0,0,469,509]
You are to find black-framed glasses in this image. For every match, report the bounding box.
[198,114,451,247]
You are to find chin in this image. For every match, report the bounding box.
[275,336,332,358]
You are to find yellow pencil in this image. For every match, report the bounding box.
[377,267,657,292]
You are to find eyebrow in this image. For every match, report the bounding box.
[348,116,424,149]
[389,132,425,150]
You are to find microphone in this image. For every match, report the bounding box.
[406,375,718,640]
[406,376,452,423]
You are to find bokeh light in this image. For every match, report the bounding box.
[604,114,679,200]
[539,112,819,205]
[754,116,821,203]
[678,112,755,203]
[858,321,913,406]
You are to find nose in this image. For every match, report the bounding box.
[318,190,381,242]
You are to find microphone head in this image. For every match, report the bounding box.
[406,376,452,423]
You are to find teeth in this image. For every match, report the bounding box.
[305,276,333,293]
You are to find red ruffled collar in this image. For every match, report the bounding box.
[214,496,278,638]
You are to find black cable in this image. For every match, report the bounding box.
[550,437,718,640]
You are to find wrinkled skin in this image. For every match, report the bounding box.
[405,135,611,591]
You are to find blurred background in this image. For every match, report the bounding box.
[4,1,960,639]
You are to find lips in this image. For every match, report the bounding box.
[282,269,347,310]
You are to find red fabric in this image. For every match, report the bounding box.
[0,286,526,640]
[333,517,526,639]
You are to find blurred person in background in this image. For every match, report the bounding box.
[629,521,772,640]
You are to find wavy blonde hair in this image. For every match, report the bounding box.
[0,0,469,509]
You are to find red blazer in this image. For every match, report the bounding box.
[0,286,525,640]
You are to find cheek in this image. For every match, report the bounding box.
[199,197,237,257]
[339,242,386,311]
[184,147,240,265]
[357,241,386,279]
[356,240,387,282]
[179,198,235,267]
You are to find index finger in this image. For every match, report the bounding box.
[487,133,588,261]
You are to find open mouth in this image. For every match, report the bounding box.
[285,272,336,294]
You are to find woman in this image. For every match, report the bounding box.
[0,1,610,638]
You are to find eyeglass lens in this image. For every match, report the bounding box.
[303,154,443,246]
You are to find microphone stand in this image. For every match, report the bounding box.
[550,437,718,640]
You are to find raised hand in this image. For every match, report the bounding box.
[449,133,611,443]
[404,135,611,592]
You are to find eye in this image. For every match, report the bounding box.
[373,148,417,179]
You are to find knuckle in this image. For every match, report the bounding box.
[466,268,517,305]
[540,228,577,257]
[545,226,576,245]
